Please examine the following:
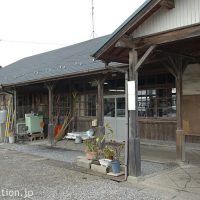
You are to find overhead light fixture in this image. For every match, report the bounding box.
[104,82,108,85]
[109,89,125,92]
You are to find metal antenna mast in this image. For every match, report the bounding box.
[91,0,95,39]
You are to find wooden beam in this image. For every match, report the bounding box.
[97,78,104,127]
[135,45,156,71]
[176,60,185,162]
[160,0,175,9]
[156,49,198,62]
[133,25,200,49]
[128,49,141,177]
[45,82,55,146]
[115,36,135,49]
[164,56,186,161]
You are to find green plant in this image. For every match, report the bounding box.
[83,138,98,153]
[113,142,125,161]
[103,145,115,159]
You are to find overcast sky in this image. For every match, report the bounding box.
[0,0,145,67]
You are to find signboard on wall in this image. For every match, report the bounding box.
[128,81,135,110]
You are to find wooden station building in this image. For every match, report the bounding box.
[0,0,200,177]
[93,0,200,176]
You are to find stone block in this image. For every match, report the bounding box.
[107,171,125,177]
[91,164,108,174]
[76,157,92,169]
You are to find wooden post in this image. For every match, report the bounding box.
[165,56,185,162]
[128,49,141,177]
[96,78,105,137]
[176,59,185,162]
[46,83,54,146]
[13,89,17,134]
[31,94,34,112]
[97,78,104,127]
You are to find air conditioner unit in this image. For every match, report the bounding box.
[16,123,26,136]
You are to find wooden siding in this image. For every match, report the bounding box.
[139,118,176,141]
[183,95,200,136]
[132,0,200,38]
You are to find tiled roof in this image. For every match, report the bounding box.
[0,35,112,86]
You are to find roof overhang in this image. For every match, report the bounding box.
[92,0,174,62]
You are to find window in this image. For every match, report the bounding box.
[104,98,115,117]
[116,98,125,117]
[76,94,97,117]
[138,73,176,118]
[104,96,125,117]
[138,88,177,117]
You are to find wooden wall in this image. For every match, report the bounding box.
[139,118,176,141]
[183,95,200,136]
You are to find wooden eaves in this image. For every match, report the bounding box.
[93,0,175,61]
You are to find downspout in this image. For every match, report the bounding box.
[105,64,129,180]
[124,71,129,180]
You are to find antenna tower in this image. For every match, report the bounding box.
[91,0,96,39]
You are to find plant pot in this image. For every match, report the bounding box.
[9,136,15,144]
[111,160,120,174]
[99,159,112,167]
[105,155,113,160]
[86,152,97,160]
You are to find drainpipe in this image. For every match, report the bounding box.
[105,64,129,180]
[124,71,129,180]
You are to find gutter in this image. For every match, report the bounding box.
[1,63,125,88]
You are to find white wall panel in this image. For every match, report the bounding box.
[132,0,200,38]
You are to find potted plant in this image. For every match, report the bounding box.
[99,145,114,167]
[103,145,115,160]
[83,138,98,160]
[83,136,104,160]
[110,141,125,174]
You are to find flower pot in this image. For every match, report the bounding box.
[99,159,112,167]
[105,155,113,160]
[9,136,15,144]
[86,152,97,160]
[111,160,120,174]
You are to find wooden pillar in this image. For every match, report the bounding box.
[96,78,105,137]
[165,56,186,162]
[46,83,54,146]
[128,49,141,177]
[31,94,35,112]
[176,60,185,162]
[97,79,104,127]
[13,89,17,133]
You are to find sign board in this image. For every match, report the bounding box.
[128,81,136,110]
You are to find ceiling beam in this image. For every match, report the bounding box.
[133,24,200,50]
[155,49,198,61]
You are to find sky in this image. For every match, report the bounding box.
[0,0,146,67]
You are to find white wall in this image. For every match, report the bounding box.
[183,64,200,95]
[132,0,200,38]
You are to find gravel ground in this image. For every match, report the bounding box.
[0,148,162,200]
[0,143,85,163]
[0,142,176,176]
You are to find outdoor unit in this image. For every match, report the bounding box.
[16,123,26,136]
[25,114,43,134]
